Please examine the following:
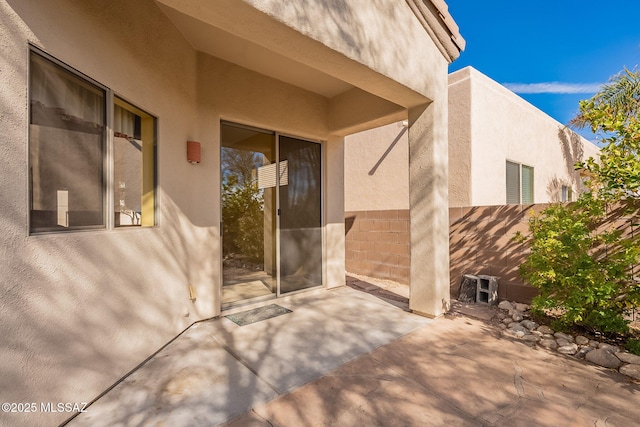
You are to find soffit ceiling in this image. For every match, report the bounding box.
[157,4,354,99]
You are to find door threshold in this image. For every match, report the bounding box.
[221,285,325,314]
[221,293,277,313]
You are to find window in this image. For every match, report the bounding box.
[29,49,156,233]
[561,185,573,202]
[506,161,534,204]
[113,98,156,227]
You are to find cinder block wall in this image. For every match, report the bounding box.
[344,210,410,284]
[345,206,535,298]
[449,204,543,303]
[347,203,638,304]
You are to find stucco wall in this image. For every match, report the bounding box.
[1,3,208,426]
[1,0,453,424]
[344,123,409,212]
[447,70,472,206]
[451,67,600,207]
[346,67,601,211]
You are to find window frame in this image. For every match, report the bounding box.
[28,46,157,235]
[561,185,573,202]
[112,95,157,228]
[505,160,534,205]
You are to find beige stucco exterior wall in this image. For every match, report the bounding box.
[1,0,455,424]
[449,67,600,207]
[346,68,601,212]
[1,4,209,426]
[344,123,410,212]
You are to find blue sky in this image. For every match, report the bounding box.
[446,1,640,142]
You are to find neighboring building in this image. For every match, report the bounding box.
[448,66,600,207]
[344,66,600,284]
[0,0,462,424]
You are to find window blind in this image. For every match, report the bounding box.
[521,165,534,204]
[506,161,520,204]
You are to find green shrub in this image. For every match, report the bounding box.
[626,338,640,356]
[516,195,640,335]
[517,68,640,337]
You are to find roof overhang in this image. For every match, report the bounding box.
[154,0,431,108]
[405,0,465,62]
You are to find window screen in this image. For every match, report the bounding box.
[29,52,106,232]
[506,161,521,204]
[506,161,534,204]
[521,165,534,204]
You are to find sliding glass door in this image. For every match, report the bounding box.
[221,123,322,307]
[278,136,322,294]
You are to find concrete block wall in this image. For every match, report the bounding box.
[344,210,410,284]
[347,202,639,305]
[449,204,544,303]
[449,202,639,304]
[345,205,538,301]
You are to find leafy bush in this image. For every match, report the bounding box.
[626,338,640,356]
[222,176,264,262]
[517,69,640,337]
[517,196,640,334]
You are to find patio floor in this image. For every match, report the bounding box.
[67,278,640,426]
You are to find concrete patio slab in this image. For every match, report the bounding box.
[67,286,429,426]
[225,310,640,427]
[67,281,640,426]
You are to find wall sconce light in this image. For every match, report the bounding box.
[187,140,201,164]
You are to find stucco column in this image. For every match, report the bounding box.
[408,99,450,317]
[325,135,345,289]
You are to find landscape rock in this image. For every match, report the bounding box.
[521,320,538,330]
[554,332,574,342]
[508,323,529,334]
[586,349,623,369]
[576,346,594,359]
[616,352,640,365]
[539,339,558,350]
[558,343,578,355]
[537,325,553,334]
[619,364,640,380]
[503,329,525,338]
[598,343,619,353]
[498,300,514,311]
[489,297,640,381]
[575,336,589,346]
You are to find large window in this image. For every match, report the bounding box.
[506,161,534,204]
[29,49,156,233]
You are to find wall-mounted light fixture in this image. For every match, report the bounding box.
[187,140,201,164]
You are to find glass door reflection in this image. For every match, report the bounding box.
[221,123,277,307]
[221,123,323,308]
